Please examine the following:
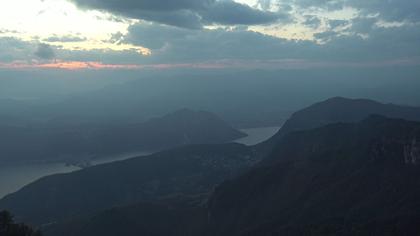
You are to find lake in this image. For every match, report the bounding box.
[0,126,280,199]
[0,151,152,199]
[234,126,280,145]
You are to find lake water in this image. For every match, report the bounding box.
[0,126,280,199]
[0,151,152,199]
[234,126,280,145]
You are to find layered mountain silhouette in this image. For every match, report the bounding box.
[2,97,420,235]
[26,115,420,236]
[0,109,246,163]
[258,97,420,154]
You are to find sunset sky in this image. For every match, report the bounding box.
[0,0,419,70]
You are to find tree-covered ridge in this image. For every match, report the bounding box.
[0,211,41,236]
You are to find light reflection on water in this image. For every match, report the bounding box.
[235,126,280,146]
[0,162,79,199]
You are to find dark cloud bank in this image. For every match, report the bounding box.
[34,43,55,60]
[69,0,289,29]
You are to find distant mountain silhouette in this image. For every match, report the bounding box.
[91,109,246,154]
[258,97,420,154]
[0,109,246,163]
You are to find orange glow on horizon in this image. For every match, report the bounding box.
[0,60,228,70]
[38,61,143,70]
[1,58,419,71]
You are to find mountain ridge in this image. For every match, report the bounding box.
[208,115,420,235]
[3,97,420,235]
[0,108,246,163]
[257,97,420,155]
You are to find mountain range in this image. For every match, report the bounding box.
[2,97,420,235]
[37,115,420,236]
[258,97,420,154]
[0,109,245,164]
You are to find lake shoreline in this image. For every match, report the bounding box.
[0,126,281,199]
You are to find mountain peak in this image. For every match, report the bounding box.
[258,97,420,154]
[162,108,211,119]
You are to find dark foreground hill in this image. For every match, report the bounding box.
[0,143,255,225]
[208,115,420,235]
[0,210,42,236]
[43,202,208,236]
[0,109,246,163]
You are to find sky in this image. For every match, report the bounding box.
[0,0,419,70]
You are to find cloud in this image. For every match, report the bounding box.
[68,0,288,29]
[292,0,420,22]
[350,17,377,34]
[350,0,420,22]
[123,23,191,50]
[0,37,35,63]
[0,29,19,34]
[122,21,420,64]
[1,13,420,70]
[0,36,147,65]
[256,0,273,11]
[44,35,87,43]
[201,1,286,25]
[315,22,420,61]
[123,23,296,62]
[303,15,322,28]
[34,43,56,60]
[328,19,348,29]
